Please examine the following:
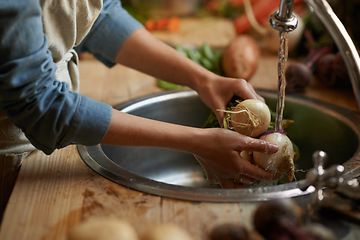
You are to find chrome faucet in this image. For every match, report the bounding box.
[270,0,360,109]
[270,0,298,32]
[299,151,360,222]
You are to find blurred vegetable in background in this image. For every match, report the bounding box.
[221,34,260,79]
[145,16,181,32]
[157,43,222,90]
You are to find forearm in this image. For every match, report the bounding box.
[115,28,215,91]
[101,109,280,187]
[101,109,202,153]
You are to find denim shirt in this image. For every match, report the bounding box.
[0,0,143,154]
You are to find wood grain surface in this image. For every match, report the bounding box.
[0,17,358,240]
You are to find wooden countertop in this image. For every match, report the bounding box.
[0,17,358,240]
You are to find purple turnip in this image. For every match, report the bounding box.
[253,131,295,183]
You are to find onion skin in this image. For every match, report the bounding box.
[253,132,295,183]
[229,99,271,137]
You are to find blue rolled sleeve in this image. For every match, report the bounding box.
[0,0,113,154]
[75,0,143,67]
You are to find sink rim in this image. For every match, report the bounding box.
[77,89,360,202]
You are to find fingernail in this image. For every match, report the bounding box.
[267,143,278,153]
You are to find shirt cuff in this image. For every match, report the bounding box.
[77,1,143,67]
[58,95,113,149]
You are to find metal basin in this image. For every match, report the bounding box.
[78,89,360,202]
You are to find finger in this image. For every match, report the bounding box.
[204,170,219,185]
[239,137,279,154]
[217,177,247,189]
[238,161,281,181]
[194,155,219,185]
[234,79,264,102]
[234,174,257,185]
[214,109,225,128]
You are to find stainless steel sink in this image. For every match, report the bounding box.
[77,89,360,202]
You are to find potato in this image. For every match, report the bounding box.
[68,217,138,240]
[222,35,261,79]
[142,223,193,240]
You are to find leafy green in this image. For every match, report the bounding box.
[157,43,223,90]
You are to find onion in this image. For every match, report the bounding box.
[68,217,138,240]
[253,131,295,182]
[142,223,193,240]
[227,99,271,137]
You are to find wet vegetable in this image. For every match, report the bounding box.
[253,131,295,183]
[224,99,271,137]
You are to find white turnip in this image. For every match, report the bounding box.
[142,223,193,240]
[68,217,139,240]
[225,99,271,137]
[253,131,295,183]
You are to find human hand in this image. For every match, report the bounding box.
[195,75,263,125]
[192,127,280,188]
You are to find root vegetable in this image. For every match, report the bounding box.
[315,52,351,89]
[285,62,313,93]
[209,223,249,240]
[253,199,305,240]
[227,99,271,137]
[284,29,332,94]
[68,217,138,240]
[142,223,193,240]
[253,131,295,182]
[222,35,260,79]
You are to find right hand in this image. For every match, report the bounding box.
[192,128,280,188]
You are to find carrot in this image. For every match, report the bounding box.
[156,18,168,31]
[234,0,304,34]
[145,17,181,32]
[166,17,180,32]
[145,19,156,31]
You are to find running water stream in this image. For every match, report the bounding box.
[274,32,289,132]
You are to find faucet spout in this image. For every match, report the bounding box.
[270,0,298,32]
[305,0,360,109]
[278,0,295,20]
